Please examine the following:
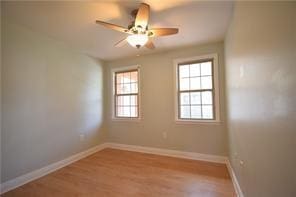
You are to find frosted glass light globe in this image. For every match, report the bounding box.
[127,34,148,48]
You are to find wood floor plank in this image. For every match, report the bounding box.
[2,148,236,197]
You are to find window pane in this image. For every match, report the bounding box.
[123,72,131,83]
[116,107,123,116]
[180,106,190,118]
[191,106,202,119]
[117,107,130,117]
[202,105,213,119]
[201,76,212,89]
[130,95,137,106]
[180,93,190,105]
[124,83,132,94]
[117,83,131,94]
[116,84,124,94]
[130,83,138,93]
[116,73,124,84]
[130,71,138,83]
[190,92,201,104]
[122,96,130,105]
[130,106,137,117]
[190,64,200,77]
[179,65,189,78]
[190,77,201,90]
[180,78,190,90]
[116,96,124,106]
[201,61,212,76]
[122,106,130,117]
[201,91,213,104]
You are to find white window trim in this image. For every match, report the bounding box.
[173,54,221,124]
[111,65,141,121]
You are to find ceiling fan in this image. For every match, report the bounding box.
[95,3,179,49]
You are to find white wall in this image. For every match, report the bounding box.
[105,42,228,156]
[1,20,107,183]
[225,2,296,196]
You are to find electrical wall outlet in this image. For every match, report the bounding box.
[162,132,167,139]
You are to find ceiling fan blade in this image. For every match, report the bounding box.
[114,38,128,47]
[145,40,155,49]
[96,20,129,34]
[135,3,150,29]
[149,28,179,37]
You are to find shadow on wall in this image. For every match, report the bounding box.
[1,21,106,183]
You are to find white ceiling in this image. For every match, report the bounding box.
[2,1,233,61]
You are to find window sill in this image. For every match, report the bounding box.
[111,117,141,122]
[175,119,221,125]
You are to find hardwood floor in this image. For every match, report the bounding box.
[2,148,236,197]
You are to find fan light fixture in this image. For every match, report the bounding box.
[127,34,148,48]
[95,3,179,49]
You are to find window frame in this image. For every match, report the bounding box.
[111,65,141,121]
[174,54,220,124]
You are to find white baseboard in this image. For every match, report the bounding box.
[106,142,228,164]
[1,143,108,194]
[226,160,244,197]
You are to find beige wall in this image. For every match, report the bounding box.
[105,42,228,156]
[0,2,2,183]
[1,20,106,183]
[225,2,296,196]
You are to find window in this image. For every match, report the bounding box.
[175,54,220,122]
[114,69,139,118]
